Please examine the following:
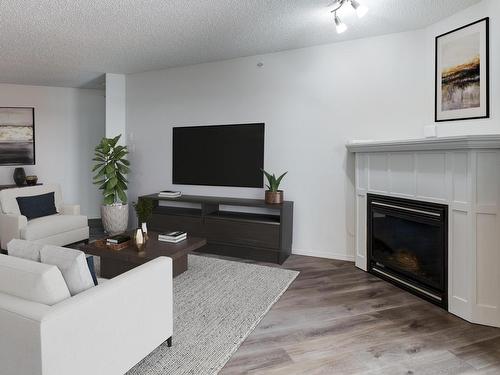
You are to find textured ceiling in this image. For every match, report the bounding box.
[0,0,480,88]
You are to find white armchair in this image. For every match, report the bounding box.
[0,184,89,249]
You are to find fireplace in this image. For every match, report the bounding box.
[367,194,448,309]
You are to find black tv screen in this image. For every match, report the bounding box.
[172,123,265,188]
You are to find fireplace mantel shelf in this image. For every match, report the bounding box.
[346,135,500,153]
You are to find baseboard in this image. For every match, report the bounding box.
[292,248,355,262]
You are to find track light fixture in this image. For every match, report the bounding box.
[330,0,369,34]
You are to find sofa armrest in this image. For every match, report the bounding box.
[0,214,28,249]
[60,204,81,216]
[0,292,50,375]
[40,257,173,375]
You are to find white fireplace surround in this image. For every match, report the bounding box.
[347,135,500,328]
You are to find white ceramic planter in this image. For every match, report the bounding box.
[101,204,129,234]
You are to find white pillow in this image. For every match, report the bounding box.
[7,239,44,262]
[41,245,95,296]
[0,254,70,305]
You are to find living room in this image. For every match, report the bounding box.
[1,0,499,374]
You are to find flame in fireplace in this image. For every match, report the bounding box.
[390,249,420,273]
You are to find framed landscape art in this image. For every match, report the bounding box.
[435,18,489,122]
[0,107,35,165]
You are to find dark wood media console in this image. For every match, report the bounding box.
[140,194,294,264]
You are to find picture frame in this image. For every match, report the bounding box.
[435,17,489,122]
[0,107,35,165]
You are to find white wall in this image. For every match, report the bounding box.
[126,0,499,261]
[0,84,105,218]
[105,73,126,143]
[126,30,427,260]
[426,0,500,136]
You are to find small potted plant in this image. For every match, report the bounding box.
[133,197,153,236]
[262,169,287,204]
[92,134,130,234]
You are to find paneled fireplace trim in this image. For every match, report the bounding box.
[347,135,500,328]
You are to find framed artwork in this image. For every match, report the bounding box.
[0,107,35,165]
[435,18,489,122]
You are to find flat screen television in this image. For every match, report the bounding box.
[172,123,265,188]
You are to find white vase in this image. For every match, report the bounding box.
[141,222,148,234]
[101,203,129,234]
[135,228,144,245]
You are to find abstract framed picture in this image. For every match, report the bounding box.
[435,18,489,122]
[0,107,35,165]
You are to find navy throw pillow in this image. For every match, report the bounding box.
[86,256,98,286]
[16,192,57,220]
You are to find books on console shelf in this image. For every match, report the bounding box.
[158,231,187,243]
[158,190,182,198]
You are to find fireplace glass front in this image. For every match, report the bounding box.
[368,194,448,308]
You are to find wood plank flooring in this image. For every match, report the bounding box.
[217,255,500,374]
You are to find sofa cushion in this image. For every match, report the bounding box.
[86,256,98,286]
[0,254,70,305]
[7,239,44,262]
[41,245,95,295]
[0,183,62,215]
[21,214,88,241]
[16,192,58,220]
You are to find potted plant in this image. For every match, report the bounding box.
[262,169,287,204]
[133,197,153,235]
[92,134,130,234]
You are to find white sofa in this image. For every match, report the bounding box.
[0,184,89,249]
[0,251,173,375]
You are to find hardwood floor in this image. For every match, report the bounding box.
[217,255,500,374]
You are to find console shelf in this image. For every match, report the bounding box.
[141,194,294,264]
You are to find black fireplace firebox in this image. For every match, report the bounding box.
[367,194,448,309]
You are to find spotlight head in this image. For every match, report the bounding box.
[334,14,347,34]
[351,0,368,18]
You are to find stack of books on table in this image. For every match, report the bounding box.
[158,190,182,198]
[106,234,131,245]
[158,231,187,243]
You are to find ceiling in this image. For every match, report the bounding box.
[0,0,480,88]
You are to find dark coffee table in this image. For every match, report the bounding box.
[81,231,207,278]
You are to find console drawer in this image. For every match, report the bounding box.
[204,217,280,249]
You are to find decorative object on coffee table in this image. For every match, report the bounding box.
[92,134,130,234]
[133,197,153,236]
[135,227,145,245]
[13,167,26,186]
[82,231,206,278]
[25,175,38,186]
[94,239,131,251]
[262,169,287,204]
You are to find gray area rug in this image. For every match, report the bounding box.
[124,254,298,375]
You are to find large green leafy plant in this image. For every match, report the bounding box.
[92,135,130,205]
[262,169,287,192]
